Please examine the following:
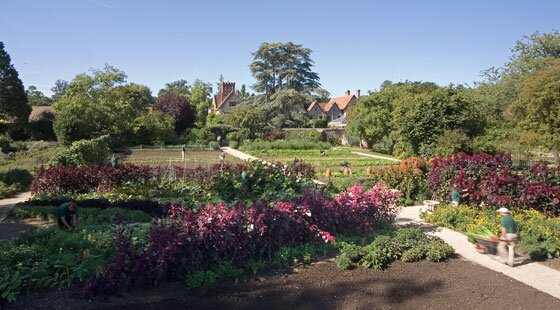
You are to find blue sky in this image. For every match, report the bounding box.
[1,0,559,97]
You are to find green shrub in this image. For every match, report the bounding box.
[0,168,33,187]
[209,141,221,150]
[338,242,362,262]
[335,254,353,270]
[131,111,176,146]
[0,181,20,199]
[216,262,243,280]
[228,140,239,149]
[11,205,151,225]
[359,245,392,270]
[426,238,455,262]
[401,244,428,262]
[185,270,217,290]
[49,135,111,166]
[0,135,11,153]
[53,109,95,145]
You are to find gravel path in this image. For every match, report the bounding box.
[396,205,560,300]
[351,151,401,162]
[0,191,32,221]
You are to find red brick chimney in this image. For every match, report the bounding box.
[355,89,361,98]
[219,82,236,102]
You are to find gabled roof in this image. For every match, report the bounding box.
[213,91,236,110]
[324,95,355,112]
[307,95,356,114]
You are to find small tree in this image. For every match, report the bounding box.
[154,92,196,134]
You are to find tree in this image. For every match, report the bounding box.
[154,92,196,134]
[250,42,320,99]
[26,85,52,106]
[132,110,176,145]
[224,106,266,140]
[190,79,213,128]
[159,79,190,98]
[0,42,31,123]
[346,92,393,149]
[53,65,153,144]
[50,79,68,102]
[391,86,482,157]
[262,89,311,128]
[508,59,560,160]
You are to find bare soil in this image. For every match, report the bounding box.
[539,257,560,271]
[7,259,560,310]
[0,217,52,243]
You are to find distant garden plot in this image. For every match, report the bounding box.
[120,146,241,168]
[248,148,394,180]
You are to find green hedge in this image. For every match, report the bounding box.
[11,205,152,225]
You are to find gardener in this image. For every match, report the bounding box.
[450,187,461,207]
[497,207,518,267]
[110,153,119,168]
[56,202,78,230]
[181,144,187,162]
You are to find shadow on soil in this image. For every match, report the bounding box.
[110,276,444,310]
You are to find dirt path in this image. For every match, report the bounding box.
[396,206,560,300]
[351,151,401,163]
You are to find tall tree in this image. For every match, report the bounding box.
[154,92,196,134]
[250,42,320,99]
[346,91,394,149]
[159,79,190,98]
[0,42,31,122]
[190,79,213,128]
[53,65,153,144]
[508,59,560,160]
[26,85,52,106]
[50,79,68,102]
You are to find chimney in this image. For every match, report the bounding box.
[355,89,361,98]
[345,90,350,96]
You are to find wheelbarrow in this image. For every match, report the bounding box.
[475,237,498,255]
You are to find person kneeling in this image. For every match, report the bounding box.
[57,202,78,230]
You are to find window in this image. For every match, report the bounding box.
[229,101,237,107]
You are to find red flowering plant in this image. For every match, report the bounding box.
[84,183,400,296]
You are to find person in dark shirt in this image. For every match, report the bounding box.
[497,207,518,267]
[57,202,77,230]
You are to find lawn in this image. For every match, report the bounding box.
[247,148,394,183]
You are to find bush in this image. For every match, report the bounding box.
[364,158,431,205]
[428,153,560,214]
[132,111,176,145]
[209,141,220,150]
[29,111,57,141]
[53,109,95,145]
[401,244,428,262]
[11,205,151,225]
[49,135,111,167]
[0,168,33,187]
[83,184,402,296]
[228,140,239,149]
[335,254,353,270]
[0,135,11,153]
[426,238,455,262]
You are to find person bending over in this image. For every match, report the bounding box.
[57,202,78,230]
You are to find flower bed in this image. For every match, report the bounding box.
[428,153,560,215]
[83,184,400,296]
[421,205,560,259]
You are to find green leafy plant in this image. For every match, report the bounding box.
[184,270,217,290]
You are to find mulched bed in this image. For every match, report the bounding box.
[7,259,560,310]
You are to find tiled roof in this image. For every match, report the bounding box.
[307,95,356,114]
